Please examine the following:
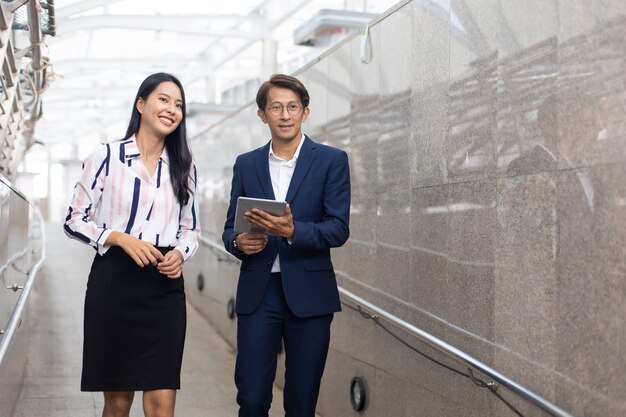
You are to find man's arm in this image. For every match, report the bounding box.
[222,157,245,259]
[222,157,268,258]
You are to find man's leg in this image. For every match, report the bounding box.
[235,273,285,417]
[282,312,333,417]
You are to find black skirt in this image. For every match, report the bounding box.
[81,246,186,392]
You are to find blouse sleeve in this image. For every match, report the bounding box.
[63,144,112,253]
[173,163,200,261]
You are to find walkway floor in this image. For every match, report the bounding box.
[15,222,284,416]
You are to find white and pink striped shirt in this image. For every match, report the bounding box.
[64,135,200,261]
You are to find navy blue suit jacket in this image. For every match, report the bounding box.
[222,136,350,318]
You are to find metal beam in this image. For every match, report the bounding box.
[51,57,211,69]
[54,14,266,39]
[55,0,125,19]
[186,0,312,84]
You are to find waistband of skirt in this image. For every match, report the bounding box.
[106,245,175,257]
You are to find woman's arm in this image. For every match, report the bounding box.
[173,162,200,261]
[63,144,111,252]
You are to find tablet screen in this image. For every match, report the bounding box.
[234,197,287,234]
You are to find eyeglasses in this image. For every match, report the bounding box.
[266,103,302,117]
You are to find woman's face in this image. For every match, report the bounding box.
[136,81,184,139]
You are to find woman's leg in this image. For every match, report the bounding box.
[143,389,176,417]
[102,391,134,417]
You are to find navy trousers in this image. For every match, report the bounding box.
[235,273,333,417]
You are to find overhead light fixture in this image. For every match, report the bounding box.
[294,9,377,47]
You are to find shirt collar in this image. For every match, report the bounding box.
[124,134,169,165]
[160,147,170,165]
[268,133,304,161]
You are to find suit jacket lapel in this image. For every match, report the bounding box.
[285,136,316,204]
[255,141,275,199]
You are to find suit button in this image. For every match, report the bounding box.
[267,260,272,265]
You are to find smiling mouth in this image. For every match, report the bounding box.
[159,116,174,126]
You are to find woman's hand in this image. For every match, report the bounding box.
[106,231,164,267]
[157,249,185,279]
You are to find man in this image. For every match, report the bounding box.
[222,73,350,417]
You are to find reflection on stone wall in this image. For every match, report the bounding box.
[186,1,626,415]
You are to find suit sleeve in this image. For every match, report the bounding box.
[222,156,245,259]
[290,150,350,250]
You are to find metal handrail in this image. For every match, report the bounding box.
[336,285,574,417]
[0,208,46,367]
[199,235,231,255]
[0,246,30,287]
[198,235,239,264]
[196,234,574,417]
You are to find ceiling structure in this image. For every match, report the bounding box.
[35,0,397,150]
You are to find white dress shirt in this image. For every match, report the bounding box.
[268,134,304,273]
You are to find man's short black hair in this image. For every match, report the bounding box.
[256,73,310,110]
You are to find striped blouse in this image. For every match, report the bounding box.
[64,135,200,261]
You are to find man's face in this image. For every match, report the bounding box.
[257,87,309,143]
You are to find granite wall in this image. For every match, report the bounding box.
[185,1,626,415]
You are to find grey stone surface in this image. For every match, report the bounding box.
[497,39,558,176]
[442,180,497,340]
[378,5,412,193]
[339,240,377,291]
[374,242,410,301]
[494,173,558,365]
[329,301,380,368]
[499,1,559,54]
[447,0,499,184]
[375,189,411,300]
[185,249,239,347]
[346,191,376,243]
[317,349,376,417]
[558,0,626,40]
[555,165,626,404]
[496,0,560,177]
[304,59,329,137]
[409,0,450,189]
[0,328,25,417]
[348,23,380,197]
[325,41,352,153]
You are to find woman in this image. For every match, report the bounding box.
[64,72,199,417]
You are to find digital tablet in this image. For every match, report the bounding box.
[234,197,287,234]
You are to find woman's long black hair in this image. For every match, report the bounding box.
[123,72,192,205]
